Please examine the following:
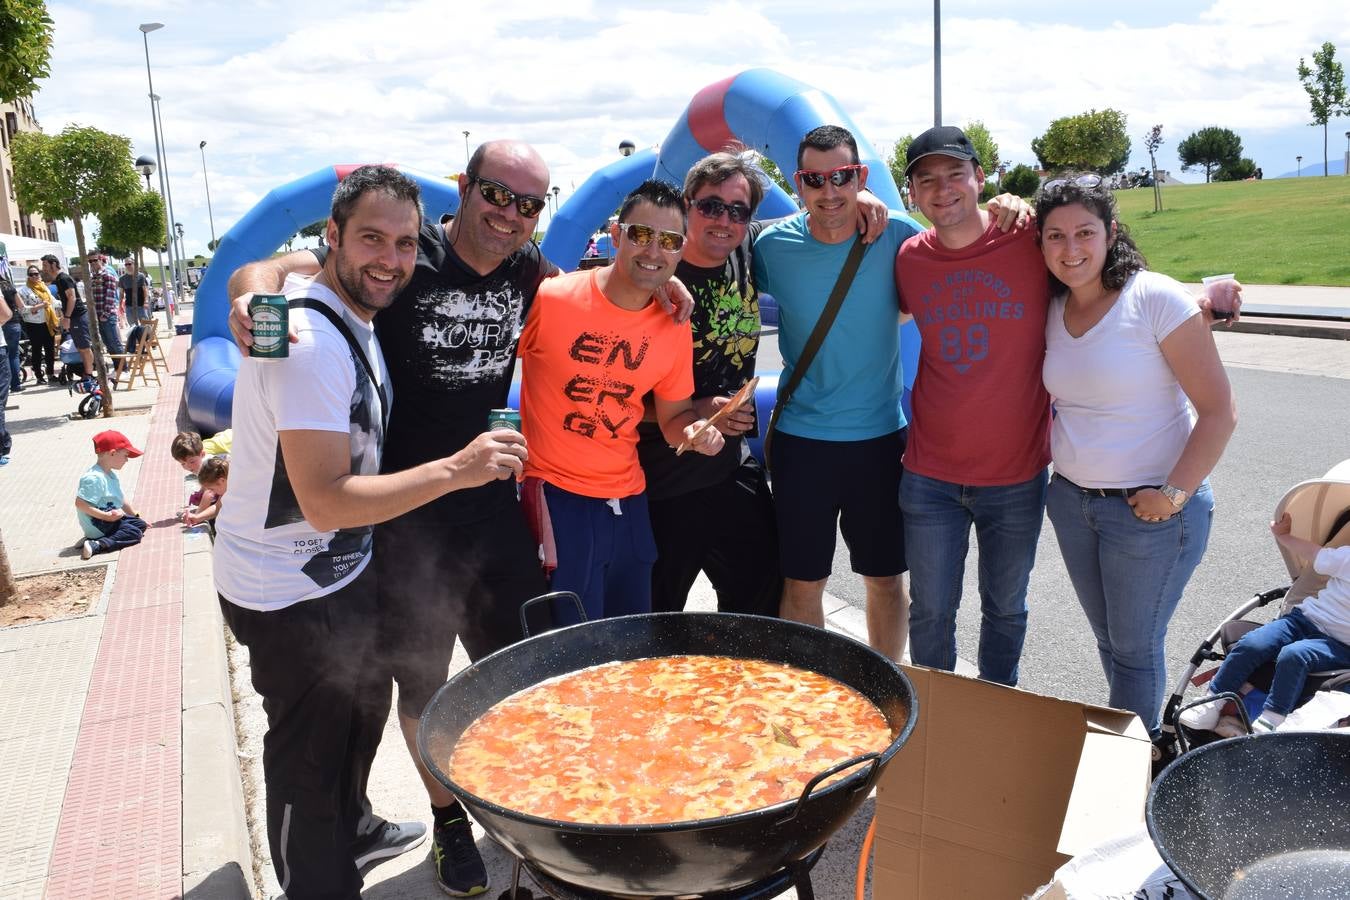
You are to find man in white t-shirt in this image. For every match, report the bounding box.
[214,166,528,899]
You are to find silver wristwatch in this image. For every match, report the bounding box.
[1159,484,1189,510]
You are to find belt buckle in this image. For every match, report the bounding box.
[1093,487,1110,498]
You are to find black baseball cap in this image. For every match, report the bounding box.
[905,126,979,178]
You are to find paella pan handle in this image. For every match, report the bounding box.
[775,752,881,825]
[519,591,587,637]
[1174,691,1250,754]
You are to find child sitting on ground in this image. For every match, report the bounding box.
[171,429,233,516]
[183,455,228,527]
[76,430,149,560]
[1181,512,1350,733]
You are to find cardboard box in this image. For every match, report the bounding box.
[873,666,1153,899]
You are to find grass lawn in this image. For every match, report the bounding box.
[1099,177,1350,286]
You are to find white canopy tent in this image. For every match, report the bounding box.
[0,234,68,281]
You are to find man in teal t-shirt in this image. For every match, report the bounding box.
[753,124,922,661]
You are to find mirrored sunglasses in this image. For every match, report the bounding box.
[1042,173,1104,192]
[469,174,547,218]
[794,164,863,190]
[618,222,685,253]
[692,196,752,224]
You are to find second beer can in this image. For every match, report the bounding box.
[249,294,289,359]
[487,408,522,431]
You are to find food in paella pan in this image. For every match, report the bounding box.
[448,655,896,825]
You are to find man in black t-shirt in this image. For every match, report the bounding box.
[229,140,555,897]
[42,254,94,376]
[636,151,783,617]
[119,259,152,324]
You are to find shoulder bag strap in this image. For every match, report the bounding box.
[288,298,389,433]
[762,235,869,469]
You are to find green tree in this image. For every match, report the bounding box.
[1001,164,1041,198]
[962,121,1001,178]
[1215,157,1257,182]
[96,190,165,261]
[887,136,914,207]
[1177,126,1243,183]
[1143,124,1165,212]
[1034,109,1131,174]
[1298,42,1349,177]
[208,238,222,253]
[754,155,793,198]
[12,125,141,410]
[298,219,327,247]
[0,0,53,103]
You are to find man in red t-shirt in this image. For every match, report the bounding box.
[894,126,1050,686]
[519,180,723,621]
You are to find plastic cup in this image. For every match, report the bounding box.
[1202,274,1237,320]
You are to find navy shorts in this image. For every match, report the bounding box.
[771,428,907,581]
[67,312,92,350]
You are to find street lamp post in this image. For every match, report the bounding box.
[199,140,218,250]
[463,130,470,170]
[152,93,185,296]
[139,23,176,332]
[619,140,636,158]
[135,154,168,321]
[1344,132,1349,176]
[552,186,560,216]
[933,0,942,127]
[175,222,186,279]
[1297,155,1303,177]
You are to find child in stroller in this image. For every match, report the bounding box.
[1162,460,1350,751]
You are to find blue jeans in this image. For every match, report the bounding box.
[1047,476,1214,734]
[902,468,1048,685]
[3,319,22,389]
[98,317,124,355]
[1212,607,1350,715]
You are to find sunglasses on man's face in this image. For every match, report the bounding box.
[794,164,863,190]
[691,196,752,225]
[469,174,547,218]
[618,222,685,253]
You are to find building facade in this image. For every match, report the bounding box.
[1,98,59,243]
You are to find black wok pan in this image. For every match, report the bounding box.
[1147,729,1350,899]
[417,609,917,897]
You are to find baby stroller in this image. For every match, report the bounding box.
[56,333,86,386]
[1157,459,1350,766]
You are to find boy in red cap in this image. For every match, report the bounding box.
[76,430,148,559]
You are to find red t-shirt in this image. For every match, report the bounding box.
[520,269,694,498]
[895,221,1051,485]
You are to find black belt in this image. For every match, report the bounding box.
[1053,472,1157,499]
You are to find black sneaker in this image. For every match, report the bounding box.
[351,818,427,872]
[433,818,489,897]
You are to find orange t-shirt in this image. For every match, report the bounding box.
[520,269,694,498]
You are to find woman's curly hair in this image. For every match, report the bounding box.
[1034,172,1147,293]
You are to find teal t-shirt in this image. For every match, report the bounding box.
[77,464,124,539]
[753,213,921,440]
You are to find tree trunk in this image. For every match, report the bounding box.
[70,217,116,414]
[0,530,15,606]
[1149,152,1163,213]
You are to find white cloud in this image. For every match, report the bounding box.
[26,0,1350,257]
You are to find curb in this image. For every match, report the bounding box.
[1226,316,1350,341]
[181,529,256,899]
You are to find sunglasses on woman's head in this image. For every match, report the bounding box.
[468,173,547,218]
[794,164,863,190]
[1042,173,1104,192]
[618,222,685,253]
[692,197,752,224]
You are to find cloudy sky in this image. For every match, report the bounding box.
[26,0,1350,258]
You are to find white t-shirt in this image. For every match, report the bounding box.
[1043,270,1199,488]
[215,277,390,611]
[1300,546,1350,645]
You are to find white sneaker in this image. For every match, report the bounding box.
[1178,693,1224,731]
[80,539,95,560]
[1252,714,1284,733]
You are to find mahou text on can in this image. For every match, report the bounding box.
[249,294,289,359]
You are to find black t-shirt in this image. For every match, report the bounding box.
[120,272,150,307]
[637,223,764,500]
[1,281,17,313]
[55,272,83,316]
[318,221,556,523]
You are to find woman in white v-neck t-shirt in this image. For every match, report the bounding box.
[1035,172,1237,739]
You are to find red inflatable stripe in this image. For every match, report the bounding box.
[687,75,737,153]
[334,163,399,180]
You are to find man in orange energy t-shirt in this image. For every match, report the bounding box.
[519,179,724,622]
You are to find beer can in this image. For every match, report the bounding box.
[249,294,289,359]
[487,408,522,431]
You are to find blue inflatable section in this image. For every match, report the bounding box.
[186,166,460,433]
[187,70,919,433]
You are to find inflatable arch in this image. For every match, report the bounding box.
[186,69,919,435]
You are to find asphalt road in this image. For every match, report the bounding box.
[755,330,1350,709]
